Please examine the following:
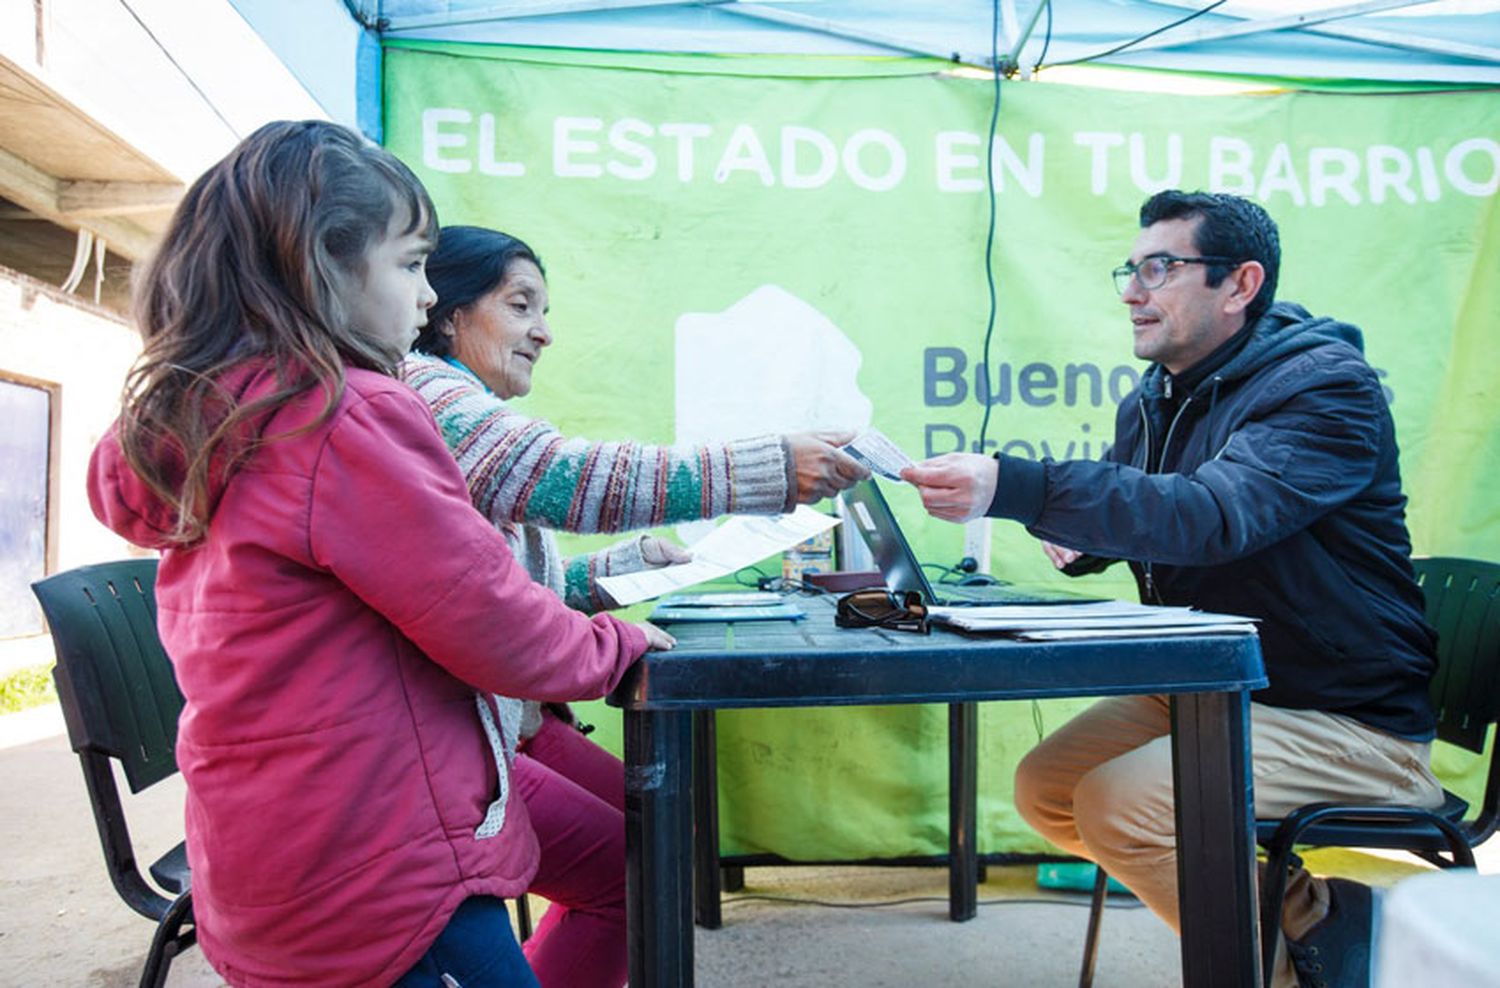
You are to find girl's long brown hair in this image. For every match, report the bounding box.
[119,120,436,545]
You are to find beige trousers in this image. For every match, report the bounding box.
[1013,695,1443,988]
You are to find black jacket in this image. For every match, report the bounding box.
[989,301,1437,738]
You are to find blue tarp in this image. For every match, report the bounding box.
[233,1,1500,137]
[366,1,1500,83]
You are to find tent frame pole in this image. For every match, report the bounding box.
[382,0,699,34]
[712,3,992,68]
[1138,0,1500,63]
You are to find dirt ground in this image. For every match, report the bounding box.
[0,707,1183,987]
[7,701,1493,987]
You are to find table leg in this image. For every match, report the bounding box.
[948,701,978,922]
[1171,692,1261,988]
[692,710,722,929]
[625,708,694,987]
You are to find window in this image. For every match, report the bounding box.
[0,375,56,638]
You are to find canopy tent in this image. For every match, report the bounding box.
[234,0,1499,865]
[367,0,1500,80]
[231,0,1500,140]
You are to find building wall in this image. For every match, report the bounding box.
[0,266,143,575]
[1,0,330,184]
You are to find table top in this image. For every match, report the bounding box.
[609,595,1266,711]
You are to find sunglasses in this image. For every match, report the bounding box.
[835,589,930,635]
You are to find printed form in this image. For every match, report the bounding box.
[597,506,841,606]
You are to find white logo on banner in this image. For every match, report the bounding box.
[673,285,872,541]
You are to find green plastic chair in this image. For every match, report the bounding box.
[32,559,194,988]
[1078,556,1500,988]
[33,559,539,978]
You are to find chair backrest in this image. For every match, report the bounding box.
[1413,557,1500,754]
[32,559,184,793]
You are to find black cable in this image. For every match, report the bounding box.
[734,565,773,588]
[921,561,966,584]
[1044,0,1232,69]
[785,578,834,596]
[116,0,241,138]
[977,0,1004,452]
[1034,0,1054,75]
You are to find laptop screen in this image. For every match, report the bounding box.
[840,479,938,602]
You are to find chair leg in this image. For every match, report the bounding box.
[139,891,194,988]
[516,893,533,942]
[1258,847,1296,988]
[1078,867,1109,988]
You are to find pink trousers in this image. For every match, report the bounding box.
[513,711,627,988]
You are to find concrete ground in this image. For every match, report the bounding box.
[0,700,1484,987]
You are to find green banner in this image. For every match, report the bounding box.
[384,42,1500,859]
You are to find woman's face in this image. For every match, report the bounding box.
[447,259,552,399]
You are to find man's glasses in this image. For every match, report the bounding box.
[835,589,929,634]
[1112,255,1239,295]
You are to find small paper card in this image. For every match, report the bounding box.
[841,428,915,482]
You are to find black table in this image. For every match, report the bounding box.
[608,596,1267,987]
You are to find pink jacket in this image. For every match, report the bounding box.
[87,365,647,987]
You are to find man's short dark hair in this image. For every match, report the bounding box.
[1139,191,1280,324]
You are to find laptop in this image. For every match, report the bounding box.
[840,479,1097,606]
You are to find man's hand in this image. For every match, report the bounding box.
[636,622,677,651]
[900,453,999,523]
[640,536,692,568]
[786,431,870,503]
[1041,540,1082,569]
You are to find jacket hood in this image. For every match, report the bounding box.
[87,363,294,550]
[88,424,192,550]
[1141,300,1366,397]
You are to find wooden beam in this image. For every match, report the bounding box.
[57,180,183,217]
[0,145,158,258]
[0,141,60,208]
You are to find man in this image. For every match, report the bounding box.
[902,191,1441,988]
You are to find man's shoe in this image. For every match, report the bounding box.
[1285,878,1375,988]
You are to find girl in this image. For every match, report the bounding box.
[400,225,868,987]
[86,120,672,987]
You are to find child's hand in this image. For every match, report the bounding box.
[637,622,677,651]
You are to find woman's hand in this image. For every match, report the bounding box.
[786,431,870,503]
[637,622,677,651]
[640,536,692,567]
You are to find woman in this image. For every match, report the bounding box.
[400,225,867,986]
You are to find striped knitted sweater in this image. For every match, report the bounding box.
[399,351,795,613]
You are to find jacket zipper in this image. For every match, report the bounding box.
[1138,391,1195,604]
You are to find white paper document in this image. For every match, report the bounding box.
[596,506,841,605]
[1013,624,1258,641]
[928,600,1257,637]
[841,428,915,482]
